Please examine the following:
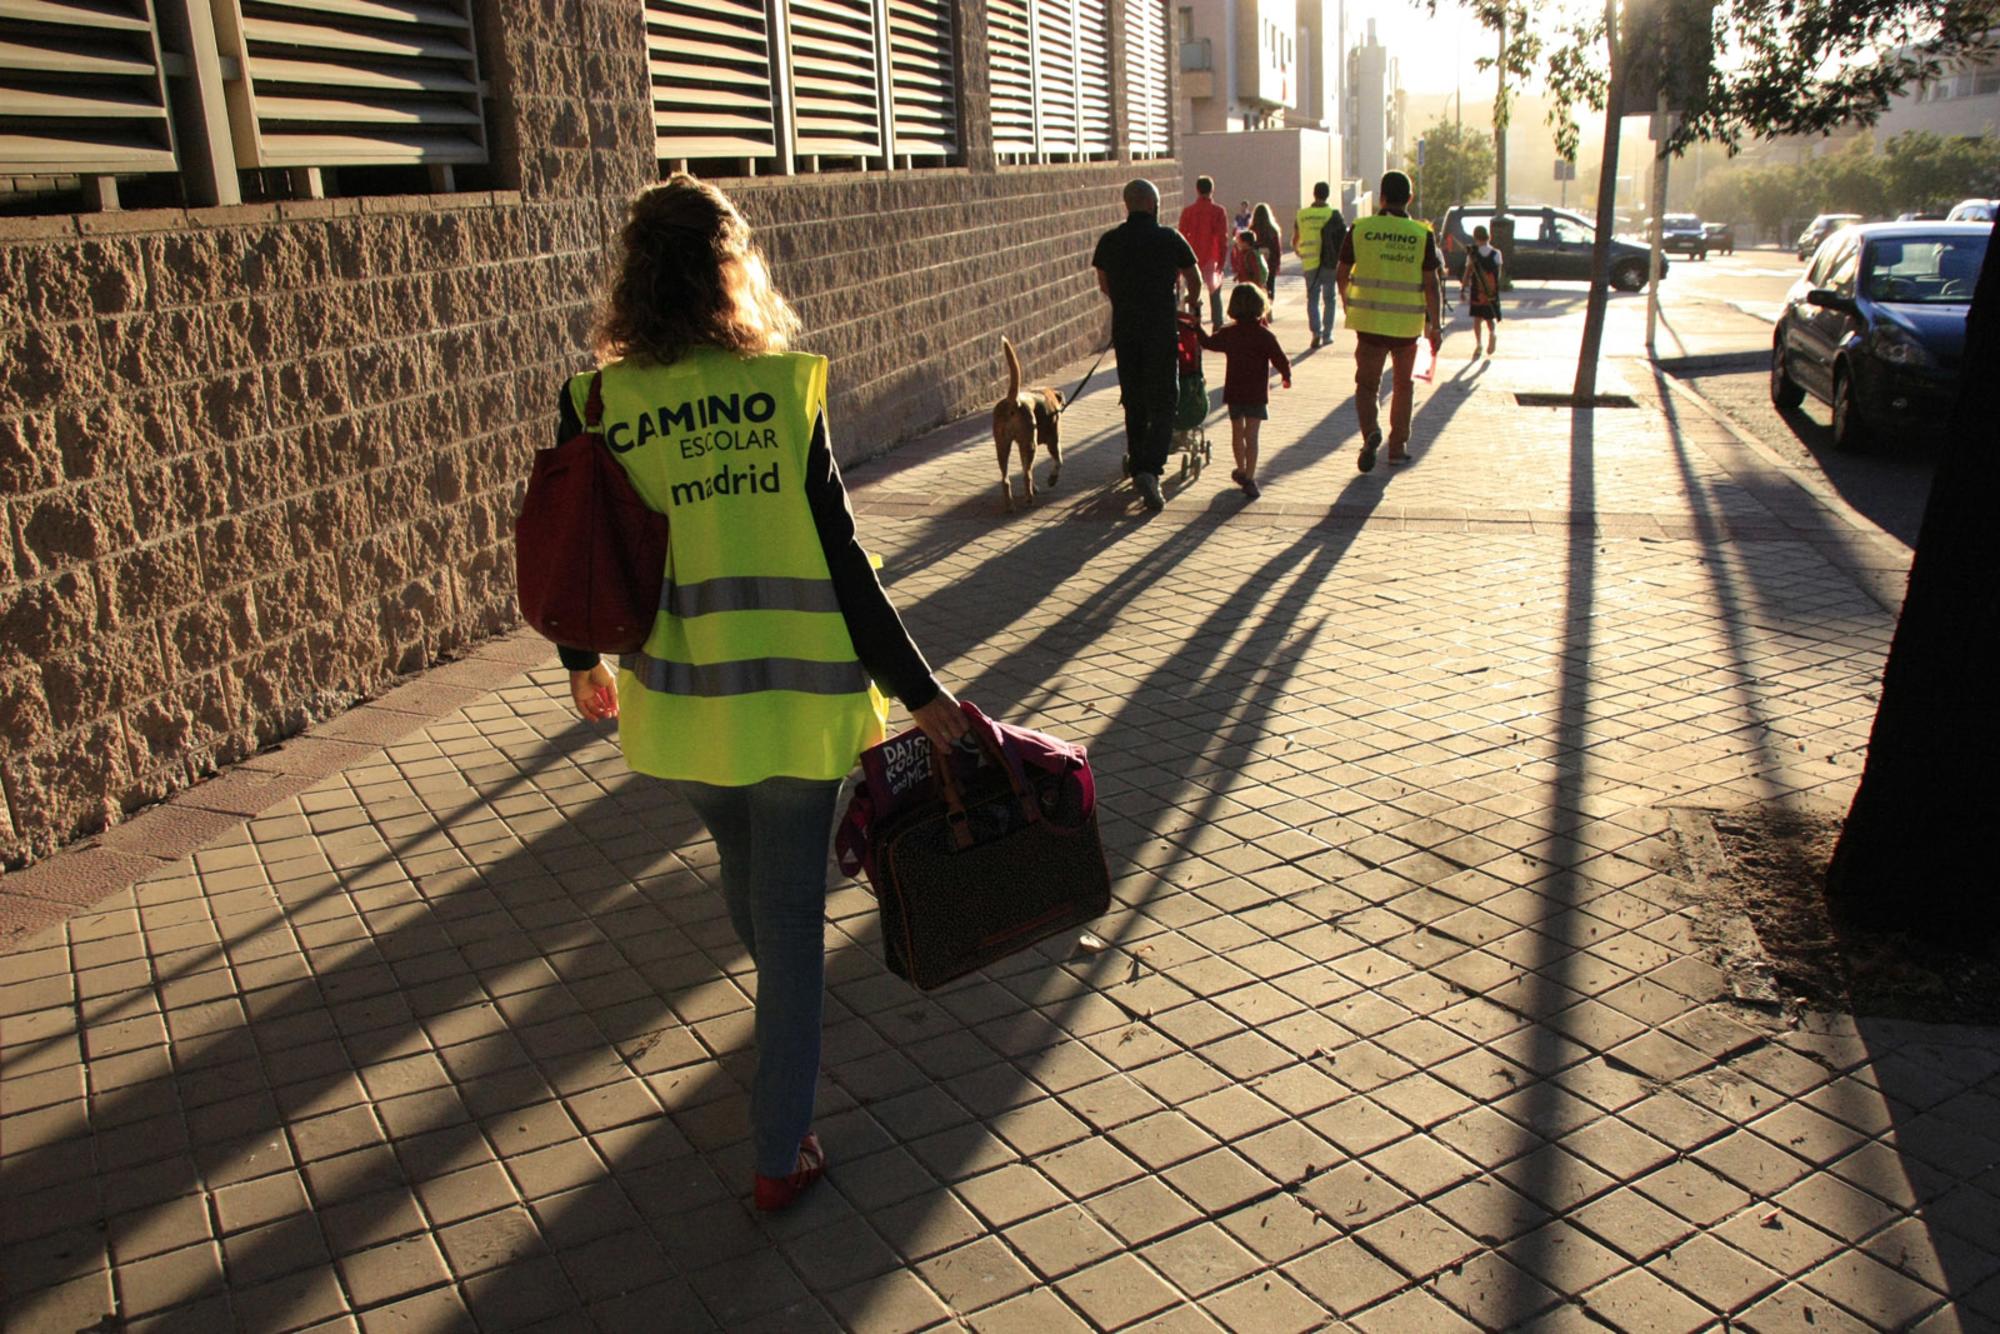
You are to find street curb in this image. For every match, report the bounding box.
[1648,363,1913,616]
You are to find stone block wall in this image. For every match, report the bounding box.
[0,2,1179,866]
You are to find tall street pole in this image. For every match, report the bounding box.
[1494,7,1508,213]
[1644,93,1672,359]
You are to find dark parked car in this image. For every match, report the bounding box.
[1441,205,1663,290]
[1661,214,1707,258]
[1795,212,1862,260]
[1771,222,1985,449]
[1703,221,1734,254]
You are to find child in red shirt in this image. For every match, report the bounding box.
[1198,284,1291,499]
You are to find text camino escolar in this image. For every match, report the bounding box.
[606,391,783,458]
[605,391,791,509]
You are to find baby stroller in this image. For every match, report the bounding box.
[1124,315,1212,484]
[1171,314,1213,480]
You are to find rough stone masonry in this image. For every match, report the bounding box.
[0,0,1179,866]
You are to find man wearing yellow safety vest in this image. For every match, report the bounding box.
[1335,170,1444,470]
[1292,181,1339,349]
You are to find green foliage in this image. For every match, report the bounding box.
[1410,117,1497,216]
[1689,132,2000,232]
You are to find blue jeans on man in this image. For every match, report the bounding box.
[1305,265,1336,343]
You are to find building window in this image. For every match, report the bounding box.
[649,0,958,175]
[1974,69,2000,96]
[989,0,1113,161]
[0,0,493,211]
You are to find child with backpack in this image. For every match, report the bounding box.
[1461,224,1503,356]
[1230,230,1269,290]
[1198,283,1291,500]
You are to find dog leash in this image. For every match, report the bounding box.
[1061,348,1110,412]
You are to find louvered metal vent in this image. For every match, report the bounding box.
[786,0,880,158]
[0,0,175,177]
[208,0,486,169]
[1123,0,1169,158]
[884,0,953,157]
[986,0,1033,155]
[1076,0,1111,155]
[646,0,778,159]
[1033,0,1077,155]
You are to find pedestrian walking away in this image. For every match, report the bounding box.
[555,174,970,1214]
[1336,170,1443,470]
[1250,202,1283,302]
[1293,181,1339,348]
[1197,282,1292,499]
[1177,174,1232,331]
[1093,178,1202,513]
[1461,223,1503,356]
[1231,229,1270,291]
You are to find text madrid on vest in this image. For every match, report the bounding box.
[604,389,789,509]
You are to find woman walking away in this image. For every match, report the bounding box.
[1461,224,1503,356]
[1199,283,1291,499]
[556,174,969,1212]
[1250,203,1282,301]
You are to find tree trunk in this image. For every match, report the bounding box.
[1573,0,1623,402]
[1826,216,2000,940]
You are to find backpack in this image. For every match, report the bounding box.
[1320,212,1347,269]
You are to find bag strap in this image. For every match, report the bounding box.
[584,370,605,432]
[932,725,1040,851]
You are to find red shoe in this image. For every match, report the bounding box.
[753,1132,826,1212]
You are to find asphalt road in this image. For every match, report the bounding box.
[1647,245,1939,548]
[1654,244,1805,325]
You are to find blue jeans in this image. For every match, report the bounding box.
[1305,266,1336,340]
[671,776,843,1177]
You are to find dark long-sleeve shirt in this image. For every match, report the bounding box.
[552,383,940,709]
[1197,322,1291,406]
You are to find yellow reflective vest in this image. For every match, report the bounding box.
[1342,213,1431,339]
[1295,203,1335,269]
[567,349,887,786]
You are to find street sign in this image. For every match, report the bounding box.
[1553,160,1576,181]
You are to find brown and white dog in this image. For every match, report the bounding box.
[992,336,1065,511]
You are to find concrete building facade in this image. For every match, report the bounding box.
[0,0,1182,866]
[1176,0,1299,133]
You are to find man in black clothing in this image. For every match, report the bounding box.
[1092,179,1201,512]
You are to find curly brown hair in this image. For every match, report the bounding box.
[595,174,801,365]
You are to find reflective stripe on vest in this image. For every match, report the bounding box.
[625,652,871,698]
[663,575,844,618]
[570,349,887,786]
[1295,204,1334,268]
[1343,214,1430,339]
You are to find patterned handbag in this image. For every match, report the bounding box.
[837,705,1112,991]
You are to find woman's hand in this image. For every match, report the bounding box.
[570,665,618,722]
[911,689,970,751]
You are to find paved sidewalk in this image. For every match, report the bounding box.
[5,277,1994,1334]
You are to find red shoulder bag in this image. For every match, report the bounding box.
[514,372,669,655]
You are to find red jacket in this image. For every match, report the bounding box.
[1178,197,1231,270]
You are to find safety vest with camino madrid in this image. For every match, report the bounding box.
[1343,213,1431,339]
[567,349,888,786]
